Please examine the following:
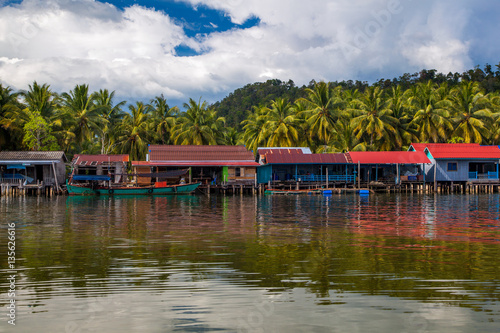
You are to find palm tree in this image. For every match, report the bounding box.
[220,127,241,146]
[0,84,22,149]
[149,94,179,145]
[264,98,300,147]
[21,81,58,119]
[241,105,269,154]
[58,84,107,151]
[171,98,225,145]
[324,119,367,153]
[449,81,492,143]
[298,82,344,148]
[408,82,453,143]
[94,89,126,154]
[350,86,398,150]
[116,102,152,161]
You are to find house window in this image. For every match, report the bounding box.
[447,162,458,171]
[235,168,241,177]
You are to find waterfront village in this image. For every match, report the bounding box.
[1,142,500,197]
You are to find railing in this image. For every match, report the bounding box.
[294,175,356,182]
[468,171,478,179]
[469,171,499,180]
[0,178,22,185]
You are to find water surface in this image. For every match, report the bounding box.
[1,194,500,332]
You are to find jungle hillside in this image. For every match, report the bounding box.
[2,63,500,160]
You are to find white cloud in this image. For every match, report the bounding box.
[0,0,493,106]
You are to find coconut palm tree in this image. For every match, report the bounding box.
[264,98,300,147]
[0,84,22,149]
[324,119,367,153]
[408,82,453,143]
[58,84,107,151]
[149,94,179,145]
[171,98,225,145]
[116,102,152,161]
[350,86,398,150]
[94,89,126,154]
[449,81,492,144]
[298,82,344,148]
[241,105,269,154]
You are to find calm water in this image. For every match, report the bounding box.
[1,193,500,332]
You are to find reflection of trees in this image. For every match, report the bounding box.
[1,195,500,308]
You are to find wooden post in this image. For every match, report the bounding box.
[433,163,437,193]
[357,161,360,189]
[326,167,329,189]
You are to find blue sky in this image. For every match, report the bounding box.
[0,0,499,108]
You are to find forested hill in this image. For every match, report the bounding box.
[212,64,500,128]
[212,79,306,128]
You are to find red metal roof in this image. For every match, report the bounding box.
[72,154,129,165]
[410,143,500,159]
[258,148,305,155]
[132,161,259,167]
[265,153,348,164]
[348,151,431,164]
[149,145,255,162]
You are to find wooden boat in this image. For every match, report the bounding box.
[66,175,200,195]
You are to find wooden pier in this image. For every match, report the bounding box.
[0,180,64,197]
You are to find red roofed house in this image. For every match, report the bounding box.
[71,154,129,184]
[257,147,355,185]
[409,143,500,182]
[133,145,259,186]
[347,151,431,184]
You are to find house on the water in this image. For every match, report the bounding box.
[256,148,430,189]
[70,154,129,184]
[0,151,67,193]
[132,145,260,187]
[257,148,355,186]
[409,143,500,184]
[347,151,431,185]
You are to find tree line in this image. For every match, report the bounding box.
[2,63,500,160]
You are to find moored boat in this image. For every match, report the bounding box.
[66,175,200,195]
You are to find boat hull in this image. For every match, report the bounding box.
[67,182,200,195]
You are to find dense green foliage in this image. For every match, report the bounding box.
[2,63,500,159]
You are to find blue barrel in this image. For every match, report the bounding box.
[358,190,370,195]
[323,190,332,195]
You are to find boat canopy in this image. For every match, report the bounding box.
[72,175,111,181]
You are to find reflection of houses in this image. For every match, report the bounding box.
[133,145,259,188]
[409,143,500,183]
[0,151,67,194]
[71,154,129,184]
[257,148,354,186]
[347,151,431,185]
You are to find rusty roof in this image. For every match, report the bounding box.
[148,145,255,162]
[410,143,500,159]
[257,147,311,155]
[72,154,129,165]
[348,151,431,164]
[264,152,349,164]
[0,151,67,162]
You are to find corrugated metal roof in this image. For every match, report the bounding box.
[257,147,311,155]
[132,161,259,167]
[149,145,255,162]
[73,154,129,165]
[0,151,67,162]
[409,143,500,159]
[265,153,348,164]
[348,151,431,164]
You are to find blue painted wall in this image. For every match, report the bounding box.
[424,159,498,181]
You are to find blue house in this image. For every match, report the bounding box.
[256,148,355,185]
[409,143,500,182]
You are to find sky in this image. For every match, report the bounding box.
[0,0,499,108]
